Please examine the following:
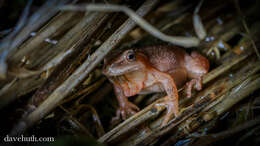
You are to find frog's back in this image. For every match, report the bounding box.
[137,45,187,72]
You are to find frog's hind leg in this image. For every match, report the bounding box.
[184,51,209,98]
[168,68,188,88]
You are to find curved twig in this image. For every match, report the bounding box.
[60,4,200,48]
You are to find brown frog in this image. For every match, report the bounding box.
[103,45,209,126]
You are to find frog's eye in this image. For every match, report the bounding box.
[126,51,135,61]
[128,53,135,60]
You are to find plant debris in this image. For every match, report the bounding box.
[0,0,259,146]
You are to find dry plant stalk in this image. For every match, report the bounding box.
[0,12,107,109]
[0,0,258,145]
[234,0,260,59]
[12,11,78,62]
[0,0,71,78]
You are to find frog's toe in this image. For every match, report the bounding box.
[126,102,140,116]
[185,81,195,98]
[128,101,140,111]
[186,87,192,98]
[161,105,179,127]
[195,82,202,90]
[155,98,179,127]
[195,78,202,91]
[120,108,127,120]
[127,108,137,115]
[120,101,140,119]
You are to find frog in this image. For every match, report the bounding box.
[103,45,209,126]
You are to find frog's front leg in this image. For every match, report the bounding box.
[113,84,140,120]
[152,70,179,126]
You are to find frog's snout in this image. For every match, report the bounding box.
[102,64,115,76]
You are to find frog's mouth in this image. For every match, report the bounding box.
[102,67,131,76]
[102,63,144,76]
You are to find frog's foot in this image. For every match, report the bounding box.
[155,97,179,127]
[111,101,140,124]
[185,77,202,98]
[118,101,140,120]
